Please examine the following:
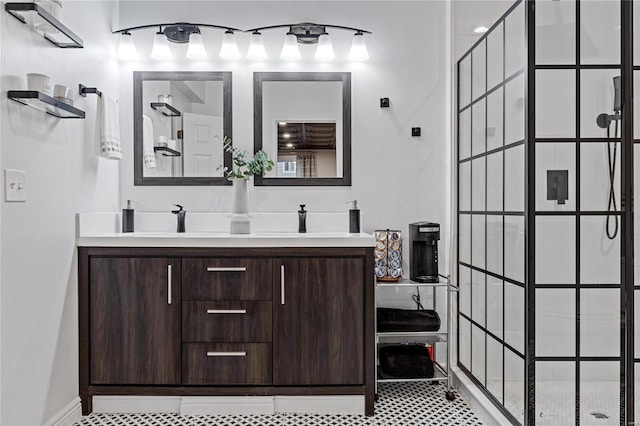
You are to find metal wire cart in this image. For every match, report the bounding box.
[375,274,459,402]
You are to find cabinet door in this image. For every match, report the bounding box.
[273,257,364,385]
[90,257,181,385]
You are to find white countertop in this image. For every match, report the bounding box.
[77,232,376,248]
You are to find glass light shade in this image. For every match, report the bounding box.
[314,33,335,61]
[186,32,208,60]
[247,32,268,61]
[150,32,172,60]
[117,32,138,61]
[280,33,301,61]
[219,30,240,60]
[348,32,369,61]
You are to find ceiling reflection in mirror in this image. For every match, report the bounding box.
[275,121,337,178]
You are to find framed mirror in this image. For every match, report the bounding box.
[133,71,232,186]
[253,72,351,186]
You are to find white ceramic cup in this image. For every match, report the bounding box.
[158,94,172,104]
[27,73,52,95]
[53,84,71,99]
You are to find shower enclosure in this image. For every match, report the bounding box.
[456,1,636,424]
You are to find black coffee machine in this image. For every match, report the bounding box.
[409,221,440,283]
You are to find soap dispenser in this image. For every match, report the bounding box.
[347,200,360,233]
[122,200,135,233]
[298,204,307,233]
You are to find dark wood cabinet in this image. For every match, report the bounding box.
[273,257,364,386]
[89,257,181,385]
[79,247,374,416]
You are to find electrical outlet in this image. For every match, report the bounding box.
[411,127,421,137]
[5,169,26,202]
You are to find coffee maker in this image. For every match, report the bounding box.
[409,222,440,283]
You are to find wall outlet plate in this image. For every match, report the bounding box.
[411,127,421,137]
[4,169,26,202]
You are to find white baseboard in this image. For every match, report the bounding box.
[275,395,364,415]
[452,367,512,426]
[93,396,182,413]
[90,395,364,416]
[44,397,82,426]
[181,396,275,415]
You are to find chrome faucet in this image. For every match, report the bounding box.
[171,204,186,233]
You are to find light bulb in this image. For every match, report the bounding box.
[314,33,335,61]
[247,31,268,61]
[186,32,208,60]
[280,32,301,61]
[348,31,369,61]
[219,30,240,60]
[150,31,172,60]
[117,32,138,61]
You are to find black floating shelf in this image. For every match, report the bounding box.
[8,90,85,119]
[5,3,83,48]
[154,146,181,157]
[151,102,181,117]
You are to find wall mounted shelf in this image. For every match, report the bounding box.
[154,146,181,157]
[150,102,181,117]
[8,90,85,119]
[5,3,83,48]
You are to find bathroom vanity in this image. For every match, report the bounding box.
[77,232,375,416]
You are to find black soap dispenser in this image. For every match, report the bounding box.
[347,200,360,233]
[122,200,135,233]
[298,204,307,233]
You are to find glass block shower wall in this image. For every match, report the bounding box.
[457,1,636,425]
[457,1,526,424]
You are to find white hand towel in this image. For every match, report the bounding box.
[142,114,156,169]
[94,93,122,160]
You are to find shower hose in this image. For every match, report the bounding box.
[606,115,619,240]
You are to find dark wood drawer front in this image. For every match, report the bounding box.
[183,258,272,301]
[182,301,272,342]
[182,343,272,385]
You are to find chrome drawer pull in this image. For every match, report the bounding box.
[167,264,172,305]
[206,351,247,357]
[280,265,285,305]
[206,267,247,272]
[206,309,247,314]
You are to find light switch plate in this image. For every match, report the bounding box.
[4,169,26,202]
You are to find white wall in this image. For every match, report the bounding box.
[119,0,450,277]
[0,2,120,425]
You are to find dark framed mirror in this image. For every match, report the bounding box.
[134,71,232,186]
[253,72,351,186]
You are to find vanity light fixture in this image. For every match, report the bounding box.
[247,31,268,61]
[280,31,301,61]
[247,23,372,61]
[151,28,173,60]
[348,31,369,61]
[186,31,207,60]
[113,22,241,61]
[117,31,138,60]
[219,29,240,60]
[314,32,335,61]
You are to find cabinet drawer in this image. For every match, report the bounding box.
[183,258,272,301]
[183,301,272,343]
[182,343,271,385]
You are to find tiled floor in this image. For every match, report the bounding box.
[74,382,483,425]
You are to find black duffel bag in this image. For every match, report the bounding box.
[377,307,441,332]
[378,344,434,378]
